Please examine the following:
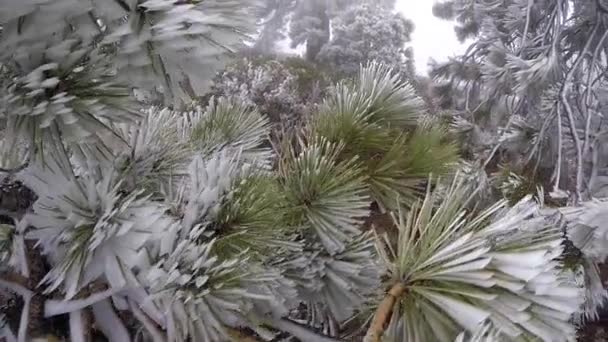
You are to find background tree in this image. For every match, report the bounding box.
[431,0,608,329]
[288,0,332,61]
[204,56,333,142]
[252,0,295,53]
[316,3,415,77]
[253,0,397,61]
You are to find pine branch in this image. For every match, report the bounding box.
[0,162,28,175]
[128,299,165,342]
[554,106,563,193]
[0,276,32,342]
[0,241,43,340]
[44,288,122,317]
[226,327,264,342]
[0,276,31,299]
[91,300,131,342]
[559,18,599,201]
[68,310,87,342]
[519,0,534,56]
[364,282,406,342]
[265,317,341,342]
[583,28,608,154]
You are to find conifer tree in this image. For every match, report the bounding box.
[432,0,608,328]
[0,1,591,341]
[316,3,415,77]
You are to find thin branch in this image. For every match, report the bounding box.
[583,29,608,153]
[482,115,517,169]
[226,327,264,342]
[598,0,608,13]
[0,277,34,342]
[519,0,534,55]
[111,0,131,12]
[122,288,164,325]
[542,6,559,45]
[559,20,599,201]
[129,299,166,342]
[0,277,32,298]
[364,283,407,342]
[17,297,30,342]
[69,310,86,342]
[554,106,563,193]
[265,317,340,342]
[44,287,122,317]
[92,299,132,342]
[0,161,29,174]
[12,231,29,278]
[587,142,600,193]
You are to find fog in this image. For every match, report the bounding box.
[396,0,467,74]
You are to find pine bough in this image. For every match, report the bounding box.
[0,1,592,341]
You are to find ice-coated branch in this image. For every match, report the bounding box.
[364,282,407,342]
[92,299,131,341]
[44,287,123,317]
[129,299,166,342]
[69,310,87,342]
[560,19,599,200]
[0,277,32,342]
[265,317,341,342]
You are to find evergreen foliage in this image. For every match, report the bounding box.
[431,0,608,334]
[317,3,415,77]
[0,0,601,341]
[206,56,332,140]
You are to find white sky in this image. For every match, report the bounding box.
[396,0,467,74]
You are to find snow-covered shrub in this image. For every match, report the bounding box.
[206,56,332,144]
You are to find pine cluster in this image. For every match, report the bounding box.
[0,0,603,342]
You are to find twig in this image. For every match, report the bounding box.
[17,297,31,342]
[0,277,31,298]
[44,287,122,317]
[129,299,166,342]
[225,327,264,342]
[559,20,599,201]
[0,277,33,342]
[0,162,29,175]
[69,310,86,342]
[265,317,340,342]
[542,6,559,45]
[122,287,164,325]
[554,106,563,193]
[583,29,608,153]
[482,114,517,169]
[92,299,132,342]
[364,282,407,342]
[519,0,534,55]
[587,141,600,193]
[597,0,608,13]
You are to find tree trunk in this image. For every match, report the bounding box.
[304,2,330,62]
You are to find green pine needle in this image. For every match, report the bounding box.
[281,138,370,255]
[191,97,272,166]
[212,172,298,258]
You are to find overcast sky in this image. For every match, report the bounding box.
[396,0,467,74]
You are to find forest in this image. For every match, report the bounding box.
[0,0,607,341]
